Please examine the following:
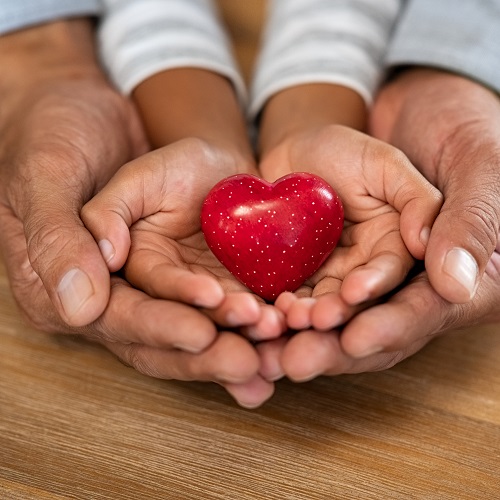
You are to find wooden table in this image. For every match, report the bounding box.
[2,3,500,498]
[2,257,500,499]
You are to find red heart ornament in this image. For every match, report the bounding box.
[201,172,344,301]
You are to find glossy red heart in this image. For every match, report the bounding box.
[201,172,344,301]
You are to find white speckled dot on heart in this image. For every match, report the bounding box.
[200,172,344,301]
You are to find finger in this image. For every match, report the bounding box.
[21,198,110,327]
[280,330,343,382]
[340,250,412,305]
[281,329,432,380]
[80,153,166,272]
[256,337,288,381]
[285,298,316,330]
[88,277,218,353]
[425,184,500,304]
[311,292,355,331]
[103,331,260,384]
[368,146,443,260]
[202,292,261,328]
[339,274,454,359]
[223,375,275,409]
[0,206,67,330]
[242,304,286,341]
[274,291,299,314]
[126,257,225,309]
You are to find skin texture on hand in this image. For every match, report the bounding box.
[0,20,147,329]
[371,68,500,304]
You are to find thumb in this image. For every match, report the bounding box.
[80,166,136,273]
[24,204,110,328]
[81,149,173,272]
[365,148,444,261]
[425,186,500,304]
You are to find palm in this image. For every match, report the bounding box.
[259,125,431,308]
[125,212,253,295]
[82,140,262,303]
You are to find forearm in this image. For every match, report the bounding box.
[98,0,253,169]
[0,19,102,93]
[133,68,253,166]
[258,84,367,157]
[250,0,402,124]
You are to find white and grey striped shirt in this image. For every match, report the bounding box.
[98,0,402,118]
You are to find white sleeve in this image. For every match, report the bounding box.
[0,0,102,34]
[385,0,500,94]
[98,0,246,104]
[250,0,403,118]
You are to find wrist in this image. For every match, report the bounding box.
[132,68,254,170]
[258,84,367,157]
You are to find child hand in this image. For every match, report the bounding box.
[259,124,443,332]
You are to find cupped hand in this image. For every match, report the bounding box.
[0,53,147,330]
[81,138,285,340]
[371,68,500,304]
[258,243,500,382]
[81,138,285,408]
[259,124,442,331]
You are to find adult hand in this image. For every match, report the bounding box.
[0,21,273,408]
[0,19,146,328]
[372,68,500,304]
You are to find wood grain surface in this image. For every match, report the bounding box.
[2,253,500,500]
[2,3,500,499]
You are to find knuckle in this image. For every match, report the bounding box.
[445,197,499,259]
[26,217,75,274]
[120,344,167,379]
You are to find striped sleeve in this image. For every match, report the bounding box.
[249,0,403,118]
[98,0,246,104]
[0,0,102,34]
[385,0,500,94]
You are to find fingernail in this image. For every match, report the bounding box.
[98,239,115,264]
[442,247,478,299]
[57,268,94,319]
[266,369,285,382]
[193,284,225,308]
[173,342,204,354]
[420,227,431,247]
[352,345,384,359]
